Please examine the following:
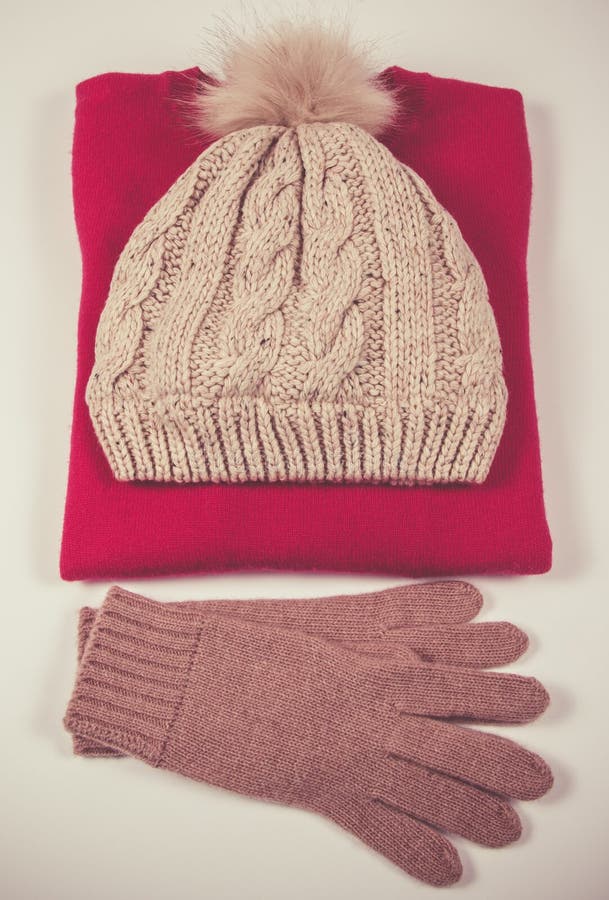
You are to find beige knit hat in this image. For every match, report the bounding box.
[87,23,507,485]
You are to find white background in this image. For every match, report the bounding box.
[2,1,608,898]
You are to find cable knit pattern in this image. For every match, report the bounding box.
[298,126,365,403]
[216,131,302,398]
[86,120,507,484]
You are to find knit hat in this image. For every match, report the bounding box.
[86,23,507,485]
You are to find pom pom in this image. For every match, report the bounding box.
[194,21,397,137]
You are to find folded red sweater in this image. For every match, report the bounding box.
[60,65,552,579]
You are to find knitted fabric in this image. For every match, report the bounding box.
[87,117,507,485]
[70,580,528,757]
[64,589,552,887]
[60,65,552,579]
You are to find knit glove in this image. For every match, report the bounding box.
[71,581,528,756]
[64,590,552,887]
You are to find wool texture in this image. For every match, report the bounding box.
[71,580,528,757]
[87,28,507,486]
[64,588,552,887]
[60,64,551,578]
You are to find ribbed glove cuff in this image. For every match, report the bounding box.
[64,591,201,764]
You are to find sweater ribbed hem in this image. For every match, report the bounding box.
[63,592,202,764]
[88,395,506,485]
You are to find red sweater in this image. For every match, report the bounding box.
[60,65,552,579]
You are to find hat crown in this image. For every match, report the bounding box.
[87,120,507,484]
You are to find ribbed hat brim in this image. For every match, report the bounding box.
[88,393,506,485]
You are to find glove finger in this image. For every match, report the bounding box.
[301,620,527,668]
[387,663,550,723]
[212,580,482,629]
[380,581,482,627]
[106,582,482,641]
[379,621,529,667]
[376,756,521,847]
[387,715,553,800]
[320,795,462,886]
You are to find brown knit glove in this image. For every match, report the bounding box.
[64,588,551,887]
[72,581,528,756]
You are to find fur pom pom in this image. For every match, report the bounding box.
[194,21,397,137]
